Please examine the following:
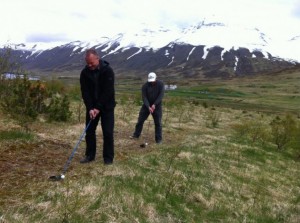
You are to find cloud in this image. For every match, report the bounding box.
[71,12,87,19]
[292,0,300,17]
[26,33,70,43]
[0,0,299,45]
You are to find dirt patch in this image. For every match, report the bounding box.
[0,139,72,207]
[0,117,175,210]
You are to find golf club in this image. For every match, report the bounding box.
[140,120,150,148]
[49,119,92,181]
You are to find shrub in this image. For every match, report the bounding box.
[205,108,220,128]
[45,79,66,94]
[47,94,72,122]
[67,84,82,101]
[270,114,297,150]
[0,75,72,126]
[0,76,47,130]
[202,101,208,108]
[232,119,269,143]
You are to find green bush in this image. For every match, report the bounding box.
[67,84,82,101]
[0,47,62,129]
[45,79,66,94]
[0,75,72,128]
[205,108,221,128]
[0,76,48,130]
[232,119,269,143]
[47,94,72,122]
[270,114,298,150]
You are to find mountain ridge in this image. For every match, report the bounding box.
[1,22,299,78]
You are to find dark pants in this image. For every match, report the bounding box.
[85,109,114,163]
[133,105,162,143]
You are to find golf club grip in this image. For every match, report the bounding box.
[62,120,92,174]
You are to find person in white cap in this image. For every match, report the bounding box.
[130,72,165,144]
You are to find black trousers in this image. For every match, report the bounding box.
[133,105,162,142]
[85,109,114,163]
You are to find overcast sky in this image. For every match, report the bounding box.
[1,0,300,45]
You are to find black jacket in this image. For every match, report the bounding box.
[80,60,116,111]
[142,80,164,108]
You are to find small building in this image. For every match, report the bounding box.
[165,84,177,90]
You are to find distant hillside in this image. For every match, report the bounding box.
[1,22,299,79]
[2,43,298,80]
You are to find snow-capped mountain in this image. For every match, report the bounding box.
[1,22,299,78]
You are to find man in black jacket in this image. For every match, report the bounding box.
[131,72,165,144]
[80,49,115,165]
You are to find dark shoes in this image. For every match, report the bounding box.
[156,140,162,144]
[104,161,113,165]
[80,156,94,164]
[80,156,113,165]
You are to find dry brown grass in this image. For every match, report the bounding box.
[0,106,178,208]
[0,99,299,222]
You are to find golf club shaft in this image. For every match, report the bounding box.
[62,119,92,174]
[146,120,150,143]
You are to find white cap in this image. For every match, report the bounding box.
[148,72,157,82]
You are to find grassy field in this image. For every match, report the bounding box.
[114,69,300,114]
[0,70,300,222]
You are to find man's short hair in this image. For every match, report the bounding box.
[85,49,99,57]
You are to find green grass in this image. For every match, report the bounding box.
[0,130,34,141]
[163,71,300,113]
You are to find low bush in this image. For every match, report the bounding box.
[270,114,298,150]
[47,94,72,122]
[231,119,269,144]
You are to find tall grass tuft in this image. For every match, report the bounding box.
[0,130,34,141]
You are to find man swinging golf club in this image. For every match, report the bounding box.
[130,72,165,144]
[80,49,116,165]
[49,50,115,180]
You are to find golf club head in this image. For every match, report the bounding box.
[49,174,65,181]
[140,142,148,148]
